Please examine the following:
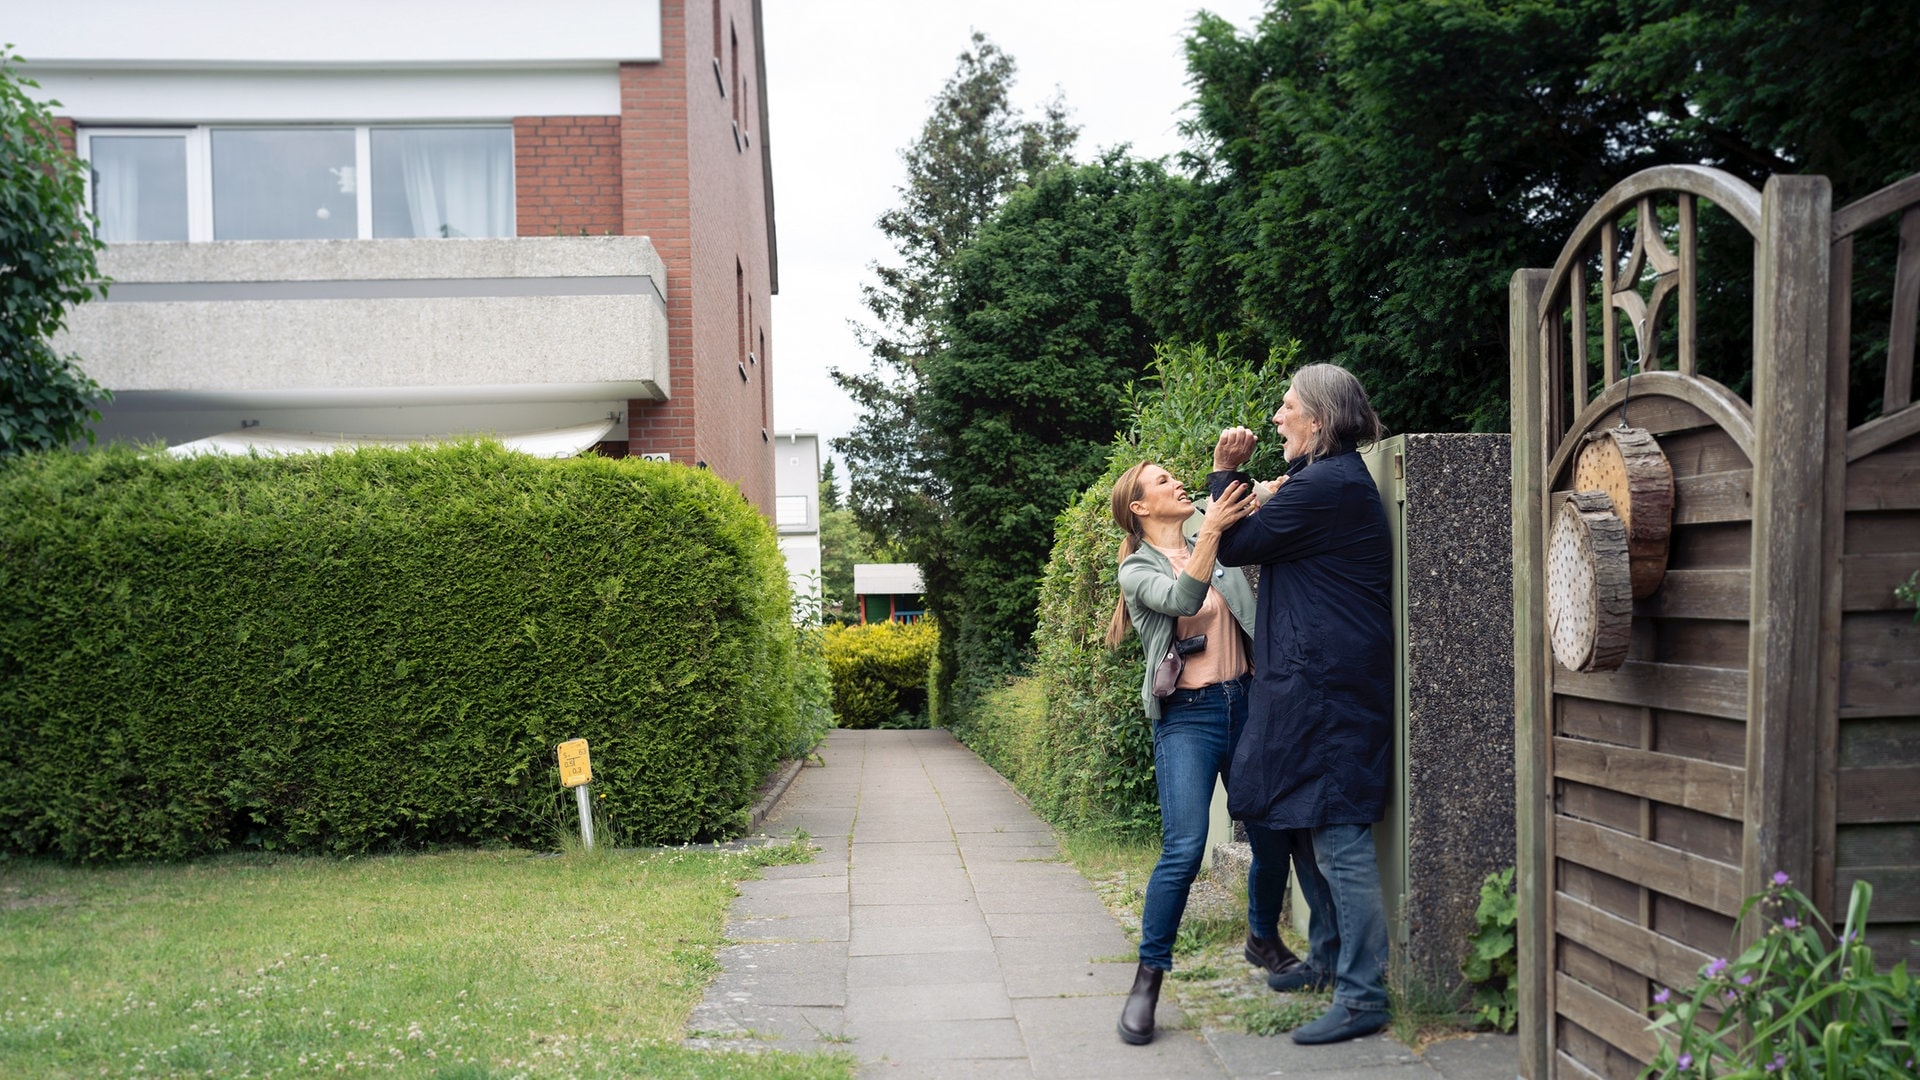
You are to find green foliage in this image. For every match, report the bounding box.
[0,46,111,458]
[1644,875,1918,1078]
[953,341,1292,836]
[1896,570,1919,624]
[0,443,802,860]
[927,152,1168,698]
[832,31,1077,553]
[1462,867,1518,1033]
[1137,0,1920,436]
[821,620,938,730]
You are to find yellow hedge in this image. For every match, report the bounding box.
[822,620,938,729]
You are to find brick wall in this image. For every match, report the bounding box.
[514,117,622,237]
[52,116,75,155]
[617,0,775,512]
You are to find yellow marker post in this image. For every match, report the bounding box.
[558,739,594,851]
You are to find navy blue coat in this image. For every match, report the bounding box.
[1208,448,1392,830]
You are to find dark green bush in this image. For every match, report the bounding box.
[951,341,1295,836]
[822,620,937,729]
[0,442,803,860]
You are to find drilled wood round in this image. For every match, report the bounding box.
[1548,491,1632,672]
[1574,426,1674,598]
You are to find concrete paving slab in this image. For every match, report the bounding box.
[756,862,851,882]
[1015,995,1221,1079]
[848,922,995,956]
[851,876,980,906]
[850,901,983,929]
[849,839,960,857]
[988,911,1131,938]
[855,1058,1033,1080]
[990,931,1135,967]
[1206,1027,1422,1075]
[846,949,1004,988]
[850,1017,1029,1064]
[704,966,846,1008]
[844,980,1015,1023]
[850,865,974,888]
[963,845,1064,864]
[686,1001,845,1046]
[973,887,1112,916]
[1000,959,1138,999]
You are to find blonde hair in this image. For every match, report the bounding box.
[1288,363,1384,463]
[1104,461,1152,648]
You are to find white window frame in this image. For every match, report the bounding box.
[77,123,513,242]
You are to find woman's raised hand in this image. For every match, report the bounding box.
[1201,481,1255,534]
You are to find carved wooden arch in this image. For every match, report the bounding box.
[1537,167,1765,447]
[1544,370,1755,491]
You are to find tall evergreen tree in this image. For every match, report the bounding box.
[830,32,1077,552]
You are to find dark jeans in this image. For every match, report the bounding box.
[1139,676,1308,971]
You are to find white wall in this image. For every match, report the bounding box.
[4,1,661,66]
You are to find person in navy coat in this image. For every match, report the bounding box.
[1206,363,1394,1046]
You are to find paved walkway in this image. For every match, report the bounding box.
[686,728,1517,1078]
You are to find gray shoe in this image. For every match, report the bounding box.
[1290,1004,1389,1045]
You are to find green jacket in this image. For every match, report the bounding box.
[1118,535,1258,720]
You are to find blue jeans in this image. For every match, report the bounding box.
[1310,822,1390,1011]
[1140,676,1295,971]
[1246,822,1339,978]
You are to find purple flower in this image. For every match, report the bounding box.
[1705,957,1728,978]
[1678,1053,1693,1069]
[1772,871,1790,886]
[1724,988,1739,1002]
[1653,987,1671,1005]
[1766,1052,1787,1072]
[1737,974,1754,986]
[1781,916,1799,929]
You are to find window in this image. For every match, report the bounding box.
[87,135,189,242]
[370,128,514,239]
[775,495,808,528]
[80,125,513,242]
[212,129,357,240]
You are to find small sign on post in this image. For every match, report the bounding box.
[557,739,594,851]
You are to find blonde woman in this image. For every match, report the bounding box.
[1106,462,1328,1045]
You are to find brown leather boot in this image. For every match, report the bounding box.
[1244,932,1303,975]
[1117,963,1164,1045]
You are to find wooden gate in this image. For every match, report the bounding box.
[1511,165,1920,1079]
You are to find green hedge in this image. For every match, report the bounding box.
[822,620,937,729]
[950,341,1295,836]
[0,442,813,861]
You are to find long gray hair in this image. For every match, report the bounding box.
[1288,363,1384,463]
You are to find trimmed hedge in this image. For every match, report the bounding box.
[0,442,811,861]
[822,620,937,729]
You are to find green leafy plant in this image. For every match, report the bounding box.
[1643,874,1918,1078]
[0,45,112,458]
[1462,867,1518,1033]
[1896,570,1918,623]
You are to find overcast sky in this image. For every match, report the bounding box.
[761,0,1271,470]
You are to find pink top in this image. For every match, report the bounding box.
[1149,543,1250,690]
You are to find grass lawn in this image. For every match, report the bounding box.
[0,841,855,1079]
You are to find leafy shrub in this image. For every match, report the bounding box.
[1463,867,1518,1032]
[0,442,801,860]
[1645,875,1917,1078]
[822,620,937,729]
[952,340,1296,837]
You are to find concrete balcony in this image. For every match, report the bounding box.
[61,235,668,449]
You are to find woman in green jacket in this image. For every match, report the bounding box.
[1106,461,1326,1045]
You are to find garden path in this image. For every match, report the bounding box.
[686,727,1517,1079]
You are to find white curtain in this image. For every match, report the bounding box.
[397,130,512,239]
[95,155,141,242]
